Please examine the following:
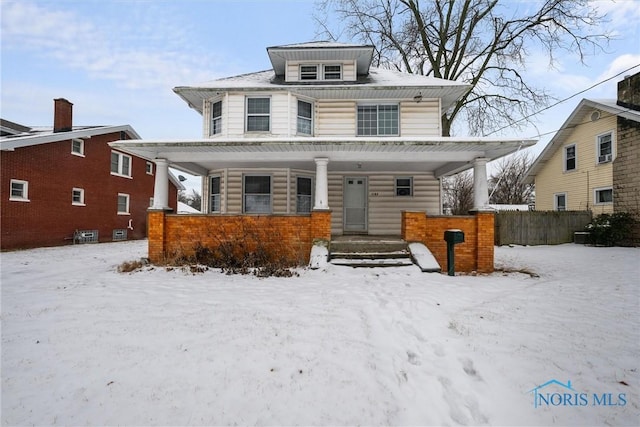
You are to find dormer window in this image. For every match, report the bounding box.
[324,65,342,80]
[300,65,318,80]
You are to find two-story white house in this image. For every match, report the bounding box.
[112,41,534,271]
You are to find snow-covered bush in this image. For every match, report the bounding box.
[585,212,635,246]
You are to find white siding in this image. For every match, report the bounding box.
[316,100,357,136]
[285,61,357,82]
[400,99,440,136]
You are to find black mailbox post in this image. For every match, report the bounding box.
[444,229,465,276]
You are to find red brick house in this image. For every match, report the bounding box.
[1,98,182,250]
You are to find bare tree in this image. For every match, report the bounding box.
[315,0,609,136]
[178,189,202,211]
[488,151,534,204]
[442,171,474,215]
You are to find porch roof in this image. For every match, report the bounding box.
[110,136,535,178]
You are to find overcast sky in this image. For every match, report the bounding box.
[2,0,639,189]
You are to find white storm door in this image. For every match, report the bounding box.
[344,177,368,232]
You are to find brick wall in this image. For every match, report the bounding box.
[614,116,640,243]
[1,132,179,250]
[402,210,495,273]
[148,212,327,266]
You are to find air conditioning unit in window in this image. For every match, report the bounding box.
[598,154,612,163]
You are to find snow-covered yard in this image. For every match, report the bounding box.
[1,240,638,426]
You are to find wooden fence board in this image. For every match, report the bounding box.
[495,211,592,246]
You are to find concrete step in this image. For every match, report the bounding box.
[330,257,415,268]
[330,250,410,260]
[329,236,414,268]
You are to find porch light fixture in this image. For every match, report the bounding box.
[413,92,423,103]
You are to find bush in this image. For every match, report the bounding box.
[585,212,636,246]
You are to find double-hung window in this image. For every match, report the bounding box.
[111,151,132,177]
[597,132,613,163]
[323,65,342,80]
[9,179,29,202]
[594,187,613,204]
[210,176,221,213]
[243,175,271,213]
[296,176,312,213]
[297,100,313,135]
[117,193,130,214]
[71,139,84,156]
[564,144,576,171]
[211,100,222,135]
[246,97,270,132]
[357,104,399,136]
[300,65,318,80]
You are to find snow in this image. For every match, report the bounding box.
[408,242,442,272]
[2,241,638,426]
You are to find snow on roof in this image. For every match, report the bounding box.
[268,41,372,49]
[0,125,141,151]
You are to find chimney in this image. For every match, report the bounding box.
[53,98,73,132]
[617,72,640,111]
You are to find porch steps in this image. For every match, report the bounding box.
[328,237,414,268]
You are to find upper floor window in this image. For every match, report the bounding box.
[564,144,576,171]
[594,187,613,204]
[300,65,318,80]
[357,104,399,136]
[71,138,84,156]
[246,97,270,132]
[297,100,313,135]
[72,188,85,206]
[211,100,222,135]
[146,162,154,175]
[323,64,342,80]
[9,179,29,202]
[111,151,132,177]
[210,176,221,213]
[395,177,413,197]
[597,132,613,164]
[243,175,271,213]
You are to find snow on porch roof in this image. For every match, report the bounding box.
[110,136,536,178]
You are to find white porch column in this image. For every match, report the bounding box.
[314,157,330,210]
[473,157,490,210]
[152,158,170,210]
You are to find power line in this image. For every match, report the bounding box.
[484,63,640,137]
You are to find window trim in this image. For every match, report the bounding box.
[111,151,132,178]
[596,131,614,164]
[357,103,400,136]
[211,99,222,136]
[395,176,414,197]
[594,187,613,205]
[554,192,567,211]
[9,179,29,202]
[72,188,85,206]
[296,175,313,214]
[323,64,342,80]
[242,174,272,214]
[71,138,85,157]
[563,143,576,172]
[117,193,130,215]
[245,96,271,133]
[296,98,313,135]
[210,175,222,213]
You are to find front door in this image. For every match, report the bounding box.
[344,177,367,233]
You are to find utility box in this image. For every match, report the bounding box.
[444,229,465,276]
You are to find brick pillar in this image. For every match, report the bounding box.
[148,210,167,264]
[474,211,495,273]
[311,210,332,241]
[401,211,426,242]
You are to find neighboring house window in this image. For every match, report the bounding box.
[146,162,154,175]
[597,132,613,163]
[297,100,313,135]
[111,151,132,177]
[9,179,29,202]
[246,97,270,132]
[72,188,85,206]
[211,100,222,135]
[300,65,318,80]
[71,138,84,156]
[243,175,271,213]
[357,104,399,136]
[149,197,154,207]
[117,193,130,214]
[554,193,567,211]
[594,187,613,204]
[395,177,413,196]
[210,176,221,213]
[564,144,576,171]
[323,64,342,80]
[296,176,312,213]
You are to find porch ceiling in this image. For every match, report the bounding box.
[110,137,536,178]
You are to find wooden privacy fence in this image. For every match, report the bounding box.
[495,211,592,246]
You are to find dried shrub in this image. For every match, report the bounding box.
[117,259,144,273]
